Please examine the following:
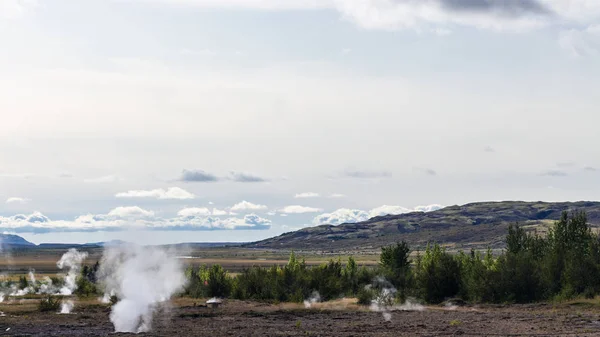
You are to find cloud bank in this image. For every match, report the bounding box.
[312,204,443,226]
[0,207,271,233]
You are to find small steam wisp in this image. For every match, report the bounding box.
[60,300,74,314]
[303,291,321,308]
[98,244,186,333]
[367,277,425,321]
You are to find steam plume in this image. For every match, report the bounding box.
[98,244,186,333]
[28,270,36,284]
[56,249,88,295]
[368,277,424,321]
[60,300,74,314]
[303,291,321,308]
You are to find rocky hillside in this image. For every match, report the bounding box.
[0,233,35,247]
[247,201,600,252]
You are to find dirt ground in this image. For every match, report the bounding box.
[2,298,600,336]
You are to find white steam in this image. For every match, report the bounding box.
[98,244,186,333]
[28,270,36,284]
[397,298,425,312]
[60,300,74,314]
[367,277,425,321]
[369,285,397,322]
[303,291,321,308]
[56,249,88,295]
[444,302,458,311]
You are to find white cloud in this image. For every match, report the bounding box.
[414,204,444,212]
[558,24,600,57]
[84,175,122,184]
[0,208,271,232]
[107,206,155,219]
[312,208,369,226]
[368,205,411,218]
[115,187,195,200]
[280,205,323,214]
[212,208,227,216]
[6,197,29,204]
[294,192,320,198]
[230,200,268,211]
[312,204,443,226]
[176,207,232,217]
[177,207,211,217]
[328,193,346,198]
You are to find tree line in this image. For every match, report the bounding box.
[185,211,600,304]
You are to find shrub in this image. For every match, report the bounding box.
[379,242,413,301]
[357,287,374,305]
[415,244,461,303]
[207,264,231,298]
[75,275,98,297]
[39,295,61,312]
[50,276,65,289]
[18,275,28,290]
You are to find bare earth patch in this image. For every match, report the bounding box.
[2,298,600,336]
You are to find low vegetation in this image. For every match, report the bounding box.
[38,295,61,312]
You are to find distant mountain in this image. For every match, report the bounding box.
[0,234,35,246]
[246,201,600,252]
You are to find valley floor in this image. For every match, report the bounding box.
[2,298,600,336]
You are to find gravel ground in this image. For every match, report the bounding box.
[2,299,600,336]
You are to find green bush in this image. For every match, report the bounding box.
[39,295,61,312]
[357,287,374,305]
[379,241,413,301]
[415,244,461,303]
[75,275,98,297]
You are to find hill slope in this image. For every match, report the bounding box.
[247,201,600,252]
[0,234,35,247]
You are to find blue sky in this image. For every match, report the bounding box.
[1,0,600,244]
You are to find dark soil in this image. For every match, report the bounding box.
[2,300,600,336]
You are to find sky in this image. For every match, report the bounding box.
[1,0,600,245]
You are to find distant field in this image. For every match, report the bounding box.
[0,246,381,276]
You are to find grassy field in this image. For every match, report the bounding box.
[0,246,381,277]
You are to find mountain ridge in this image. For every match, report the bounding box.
[0,233,35,246]
[245,201,600,252]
